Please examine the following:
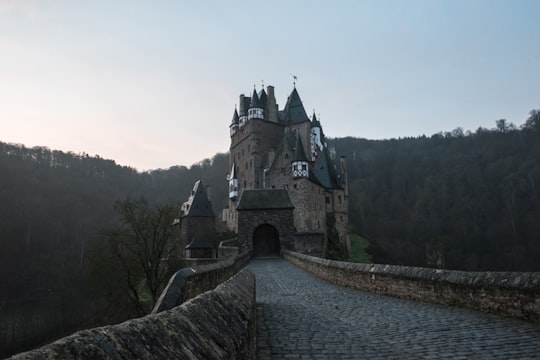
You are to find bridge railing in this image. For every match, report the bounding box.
[11,251,255,359]
[12,269,256,360]
[283,250,540,323]
[152,249,251,313]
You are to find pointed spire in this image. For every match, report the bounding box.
[182,180,214,217]
[250,88,261,108]
[293,135,309,162]
[231,107,239,125]
[311,110,321,128]
[259,87,267,107]
[284,87,310,124]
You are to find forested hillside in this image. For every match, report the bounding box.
[0,143,228,356]
[330,110,540,271]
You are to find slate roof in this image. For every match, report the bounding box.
[231,108,239,126]
[259,88,267,107]
[283,88,310,124]
[311,112,321,128]
[236,189,294,210]
[250,89,261,108]
[313,147,342,189]
[268,129,296,172]
[182,180,215,217]
[293,135,309,162]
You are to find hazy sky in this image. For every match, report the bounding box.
[1,0,539,171]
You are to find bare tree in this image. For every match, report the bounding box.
[102,198,181,316]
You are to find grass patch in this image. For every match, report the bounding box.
[348,234,372,263]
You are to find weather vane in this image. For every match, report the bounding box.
[291,74,297,88]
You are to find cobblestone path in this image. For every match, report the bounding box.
[248,258,540,360]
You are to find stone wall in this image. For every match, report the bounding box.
[152,250,251,313]
[283,250,540,323]
[293,232,325,257]
[12,269,256,360]
[289,178,326,234]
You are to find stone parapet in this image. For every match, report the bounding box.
[152,250,251,313]
[283,250,540,323]
[11,269,256,360]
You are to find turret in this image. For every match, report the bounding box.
[239,94,248,127]
[310,112,323,161]
[291,135,309,179]
[230,108,239,136]
[248,88,264,120]
[227,163,239,201]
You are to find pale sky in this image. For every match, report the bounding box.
[1,0,539,171]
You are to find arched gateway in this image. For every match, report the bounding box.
[236,189,296,255]
[253,224,280,257]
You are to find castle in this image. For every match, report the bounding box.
[221,84,350,257]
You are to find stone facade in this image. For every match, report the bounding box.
[236,189,296,254]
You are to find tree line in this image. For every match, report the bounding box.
[330,110,540,271]
[0,144,228,356]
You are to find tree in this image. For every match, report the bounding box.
[523,110,540,132]
[98,198,182,316]
[495,119,516,133]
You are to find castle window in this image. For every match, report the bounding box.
[284,153,289,159]
[326,196,330,204]
[245,161,248,170]
[340,215,343,222]
[338,195,342,204]
[250,159,253,168]
[293,184,297,189]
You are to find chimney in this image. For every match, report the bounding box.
[266,85,278,123]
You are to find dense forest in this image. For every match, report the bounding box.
[331,111,540,271]
[0,145,228,356]
[1,109,539,356]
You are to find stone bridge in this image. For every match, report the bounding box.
[251,258,540,359]
[12,252,540,359]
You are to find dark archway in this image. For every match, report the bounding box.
[253,224,280,257]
